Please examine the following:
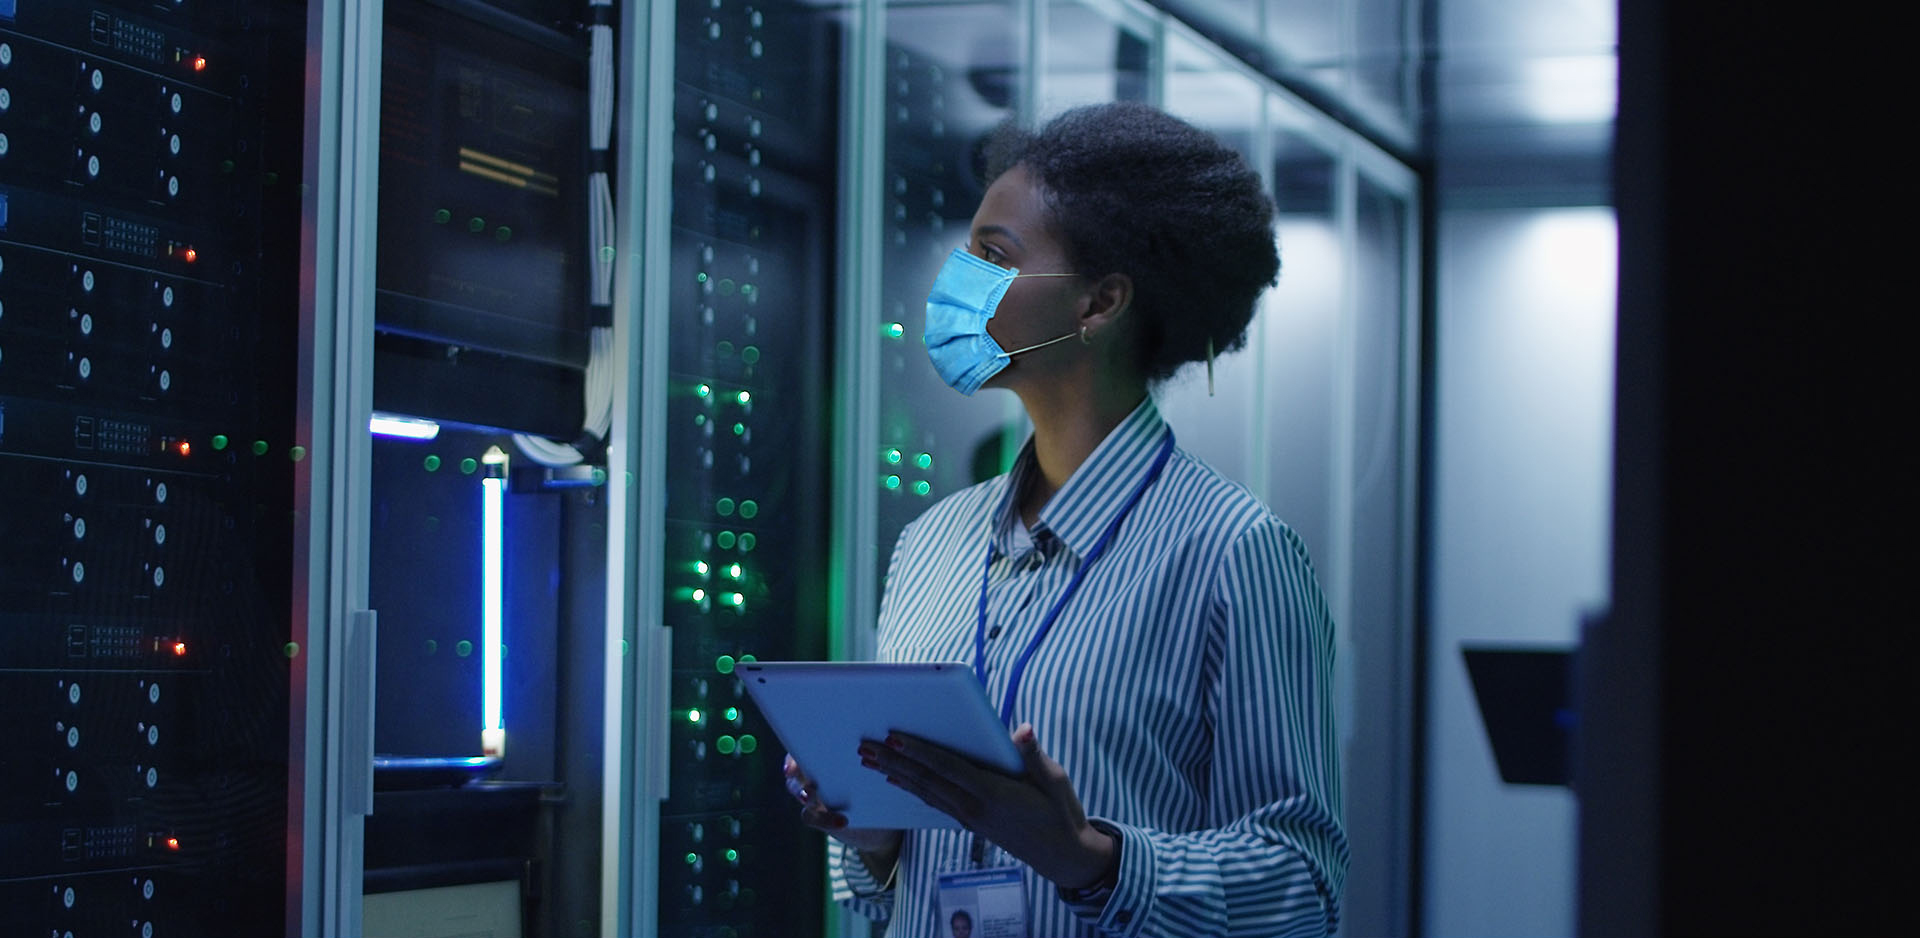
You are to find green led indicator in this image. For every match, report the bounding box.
[738,500,758,519]
[494,226,512,242]
[423,455,441,472]
[283,642,301,659]
[251,440,269,456]
[599,245,616,264]
[717,341,735,357]
[697,272,709,284]
[694,414,707,426]
[220,159,236,175]
[726,563,742,579]
[455,640,472,657]
[433,209,451,225]
[716,735,737,755]
[685,852,699,866]
[687,708,703,724]
[724,707,740,721]
[467,216,485,233]
[736,390,752,405]
[738,533,757,552]
[725,849,740,862]
[591,467,608,486]
[732,422,746,436]
[716,497,736,516]
[725,592,744,607]
[460,458,478,475]
[739,654,756,663]
[741,346,761,364]
[914,481,932,496]
[738,734,758,754]
[697,384,712,398]
[695,561,711,576]
[884,475,901,490]
[715,655,736,674]
[289,446,307,462]
[916,453,933,470]
[424,640,438,655]
[885,322,905,339]
[689,588,707,603]
[211,435,229,451]
[885,448,902,465]
[717,531,737,550]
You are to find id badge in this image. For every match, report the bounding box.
[937,866,1028,938]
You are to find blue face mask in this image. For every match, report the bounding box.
[923,247,1079,395]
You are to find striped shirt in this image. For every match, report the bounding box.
[830,398,1347,938]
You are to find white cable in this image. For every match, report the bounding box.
[590,171,614,306]
[590,23,614,150]
[513,5,616,469]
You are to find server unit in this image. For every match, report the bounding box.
[0,0,306,933]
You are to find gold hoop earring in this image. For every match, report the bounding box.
[1079,326,1092,345]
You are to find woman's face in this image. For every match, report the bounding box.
[966,164,1087,389]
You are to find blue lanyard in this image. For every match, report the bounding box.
[973,433,1176,725]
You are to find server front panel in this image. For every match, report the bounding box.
[0,1,305,934]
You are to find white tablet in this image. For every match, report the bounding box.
[738,661,1025,830]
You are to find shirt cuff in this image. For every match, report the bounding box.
[1062,819,1153,937]
[827,838,895,905]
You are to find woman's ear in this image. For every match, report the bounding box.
[1078,272,1134,336]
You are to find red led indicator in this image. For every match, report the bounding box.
[176,441,191,457]
[173,642,187,656]
[182,247,198,264]
[193,56,208,72]
[166,837,180,851]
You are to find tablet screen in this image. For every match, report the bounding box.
[740,661,1025,829]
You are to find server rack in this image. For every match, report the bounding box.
[1,0,309,934]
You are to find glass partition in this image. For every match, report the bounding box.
[1156,34,1265,485]
[871,1,1028,596]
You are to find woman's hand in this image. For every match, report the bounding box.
[784,753,904,866]
[857,724,1116,890]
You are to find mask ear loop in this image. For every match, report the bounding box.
[1206,338,1216,397]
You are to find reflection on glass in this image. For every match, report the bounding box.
[1042,0,1153,115]
[875,1,1027,595]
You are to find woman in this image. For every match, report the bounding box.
[788,101,1346,937]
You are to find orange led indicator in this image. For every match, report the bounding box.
[165,837,180,851]
[176,441,191,457]
[173,642,187,656]
[193,56,208,72]
[182,247,198,263]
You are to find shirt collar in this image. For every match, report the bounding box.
[991,397,1172,559]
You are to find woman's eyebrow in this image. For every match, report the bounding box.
[971,224,1026,250]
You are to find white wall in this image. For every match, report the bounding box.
[1424,206,1615,938]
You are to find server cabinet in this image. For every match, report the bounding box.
[654,2,841,934]
[1,0,309,934]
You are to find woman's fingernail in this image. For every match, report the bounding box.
[860,757,879,769]
[886,735,904,750]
